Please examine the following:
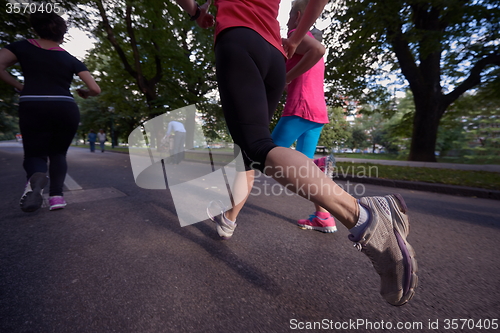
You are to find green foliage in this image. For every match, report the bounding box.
[0,2,32,45]
[0,99,19,140]
[435,72,500,160]
[317,107,351,149]
[377,91,414,154]
[199,101,231,142]
[324,0,500,100]
[346,126,368,150]
[69,0,219,145]
[323,0,500,161]
[0,1,31,138]
[0,80,20,138]
[335,162,500,190]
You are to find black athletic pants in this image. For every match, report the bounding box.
[215,27,286,172]
[19,101,80,196]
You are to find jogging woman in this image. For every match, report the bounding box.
[0,12,101,212]
[271,0,336,233]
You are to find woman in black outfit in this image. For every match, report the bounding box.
[0,12,101,212]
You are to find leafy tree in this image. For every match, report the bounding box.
[358,108,392,152]
[346,126,369,150]
[324,0,500,161]
[78,50,152,143]
[446,72,500,161]
[0,1,31,139]
[317,106,351,149]
[363,90,414,155]
[0,88,19,140]
[72,0,218,148]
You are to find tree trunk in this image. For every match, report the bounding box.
[408,93,445,162]
[146,101,162,151]
[184,105,196,150]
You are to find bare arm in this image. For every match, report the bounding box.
[282,0,329,58]
[285,33,325,84]
[165,122,174,137]
[76,71,101,99]
[0,48,24,91]
[175,0,199,16]
[174,0,214,29]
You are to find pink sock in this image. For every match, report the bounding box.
[315,211,331,219]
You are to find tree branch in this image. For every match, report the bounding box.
[147,40,163,87]
[388,25,422,92]
[95,0,137,79]
[444,51,500,106]
[125,5,146,92]
[415,4,444,97]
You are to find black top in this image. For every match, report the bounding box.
[5,40,88,97]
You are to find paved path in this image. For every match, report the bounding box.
[1,145,499,332]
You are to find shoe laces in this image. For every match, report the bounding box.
[353,242,382,272]
[308,214,317,221]
[353,242,364,251]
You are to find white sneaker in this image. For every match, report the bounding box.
[207,200,236,240]
[20,172,48,213]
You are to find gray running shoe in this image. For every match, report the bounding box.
[349,194,418,306]
[207,200,236,240]
[20,172,48,213]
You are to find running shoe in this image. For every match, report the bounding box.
[349,194,418,306]
[207,200,236,240]
[297,213,337,233]
[20,172,48,212]
[313,152,335,179]
[49,196,67,211]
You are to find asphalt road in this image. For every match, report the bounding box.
[1,144,499,333]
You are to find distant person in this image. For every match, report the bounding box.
[163,121,186,164]
[88,130,97,153]
[0,11,101,212]
[97,129,106,152]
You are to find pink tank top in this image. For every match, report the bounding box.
[214,0,286,57]
[281,31,328,124]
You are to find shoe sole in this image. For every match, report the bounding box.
[20,173,48,213]
[387,193,418,306]
[215,219,234,240]
[50,204,66,211]
[207,201,235,240]
[297,224,337,233]
[216,226,233,240]
[209,215,234,240]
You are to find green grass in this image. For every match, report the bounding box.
[191,147,235,153]
[438,155,500,165]
[333,152,500,165]
[334,153,403,161]
[335,162,500,190]
[71,143,129,153]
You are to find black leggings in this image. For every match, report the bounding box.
[19,101,80,196]
[215,27,286,172]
